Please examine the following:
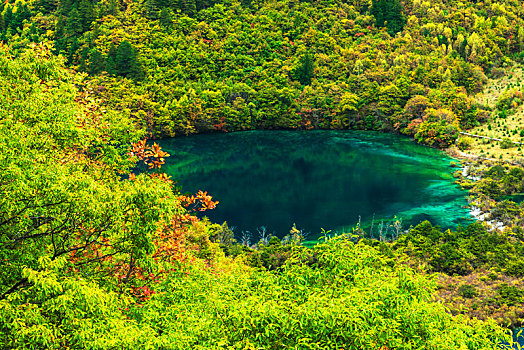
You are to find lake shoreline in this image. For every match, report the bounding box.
[445,146,524,232]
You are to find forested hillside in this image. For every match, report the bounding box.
[2,0,523,143]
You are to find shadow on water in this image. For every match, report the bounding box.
[158,130,471,242]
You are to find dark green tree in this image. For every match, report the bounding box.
[144,0,159,20]
[115,41,144,80]
[240,0,252,9]
[78,46,89,71]
[53,16,67,53]
[296,52,314,86]
[195,0,210,11]
[0,12,4,33]
[180,0,196,17]
[10,2,31,31]
[38,0,58,14]
[159,7,172,28]
[3,5,13,31]
[78,0,95,32]
[106,56,117,75]
[108,0,118,15]
[65,6,83,36]
[89,49,105,74]
[67,36,79,64]
[105,42,118,75]
[370,0,406,36]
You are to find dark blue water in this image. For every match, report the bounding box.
[158,130,471,241]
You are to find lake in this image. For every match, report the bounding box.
[158,130,472,242]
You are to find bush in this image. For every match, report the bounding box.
[497,283,524,306]
[457,136,474,150]
[500,138,516,149]
[123,238,509,349]
[505,260,524,277]
[496,90,523,111]
[458,284,479,298]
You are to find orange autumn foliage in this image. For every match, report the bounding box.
[129,139,170,169]
[180,190,219,212]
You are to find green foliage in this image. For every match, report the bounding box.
[123,238,507,349]
[0,43,185,302]
[471,164,524,199]
[395,221,524,276]
[113,41,144,80]
[458,284,479,298]
[0,262,156,349]
[497,283,524,306]
[496,90,523,111]
[296,52,314,86]
[370,0,406,36]
[500,137,516,149]
[413,108,460,147]
[2,0,518,143]
[2,1,524,347]
[0,45,513,344]
[457,136,474,151]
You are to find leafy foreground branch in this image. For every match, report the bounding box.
[0,236,511,349]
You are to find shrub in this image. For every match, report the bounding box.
[500,138,516,149]
[505,260,524,278]
[496,90,523,111]
[458,284,479,298]
[497,283,524,306]
[457,136,474,150]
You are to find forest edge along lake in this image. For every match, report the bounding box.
[158,130,472,242]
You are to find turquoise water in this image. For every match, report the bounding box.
[158,130,471,241]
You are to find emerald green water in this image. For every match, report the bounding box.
[158,130,471,241]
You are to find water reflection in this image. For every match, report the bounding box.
[158,130,471,241]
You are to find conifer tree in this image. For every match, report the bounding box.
[180,0,196,17]
[67,36,78,64]
[9,2,31,31]
[66,6,83,36]
[115,41,135,77]
[296,52,314,86]
[159,7,172,28]
[78,46,89,71]
[370,0,406,36]
[78,0,95,32]
[106,55,117,75]
[89,49,105,74]
[144,0,159,20]
[38,0,57,13]
[114,41,144,80]
[106,42,118,75]
[3,6,13,31]
[196,0,210,11]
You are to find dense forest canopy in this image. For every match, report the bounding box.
[1,0,523,143]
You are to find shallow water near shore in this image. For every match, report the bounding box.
[158,130,472,241]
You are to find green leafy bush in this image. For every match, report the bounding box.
[500,137,516,149]
[457,136,474,150]
[458,284,479,298]
[497,283,524,306]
